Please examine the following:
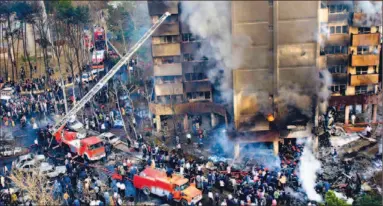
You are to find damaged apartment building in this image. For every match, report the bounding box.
[322,1,382,124]
[231,0,382,157]
[147,1,228,132]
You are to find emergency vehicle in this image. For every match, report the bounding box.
[92,26,106,72]
[54,125,106,161]
[133,167,202,206]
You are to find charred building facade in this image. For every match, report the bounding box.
[232,1,327,155]
[231,1,382,156]
[147,1,227,133]
[322,1,382,124]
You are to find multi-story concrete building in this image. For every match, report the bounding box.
[232,1,326,155]
[323,1,382,124]
[147,1,227,133]
[231,1,382,156]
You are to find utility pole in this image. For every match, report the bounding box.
[54,50,68,114]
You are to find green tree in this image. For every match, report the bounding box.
[354,193,382,206]
[325,191,350,206]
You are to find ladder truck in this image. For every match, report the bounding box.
[51,12,171,154]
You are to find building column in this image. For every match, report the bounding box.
[155,115,161,132]
[273,140,279,155]
[372,104,378,123]
[234,143,240,160]
[344,105,350,124]
[211,113,217,128]
[183,114,189,132]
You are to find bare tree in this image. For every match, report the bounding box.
[8,170,60,205]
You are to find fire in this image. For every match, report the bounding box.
[267,114,275,122]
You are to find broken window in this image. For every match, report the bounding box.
[329,4,349,13]
[355,86,368,95]
[329,25,348,34]
[159,36,179,44]
[162,76,175,83]
[325,46,348,54]
[342,26,349,34]
[330,26,335,34]
[357,46,369,55]
[331,84,346,93]
[355,66,368,75]
[182,33,199,42]
[183,53,194,62]
[205,92,211,99]
[328,65,347,73]
[154,56,180,64]
[185,73,207,81]
[358,27,371,34]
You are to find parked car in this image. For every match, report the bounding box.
[0,145,23,157]
[17,161,37,173]
[66,118,87,139]
[77,72,97,83]
[38,162,67,178]
[113,112,124,128]
[99,132,120,145]
[15,154,45,168]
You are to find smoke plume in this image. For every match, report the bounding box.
[298,137,323,202]
[354,1,382,27]
[180,1,249,103]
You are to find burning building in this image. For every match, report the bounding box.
[147,1,228,133]
[232,1,327,156]
[322,1,382,124]
[232,1,382,156]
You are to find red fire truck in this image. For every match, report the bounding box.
[133,167,202,205]
[54,125,106,161]
[92,26,106,72]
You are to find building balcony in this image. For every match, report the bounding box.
[182,61,212,74]
[181,42,201,54]
[353,12,382,27]
[153,63,182,77]
[332,73,348,85]
[329,92,382,106]
[328,13,350,23]
[351,54,379,66]
[149,101,227,117]
[148,1,178,16]
[349,74,379,86]
[326,34,350,45]
[326,54,348,66]
[351,33,380,46]
[152,43,181,57]
[155,82,183,96]
[184,80,211,93]
[153,23,180,36]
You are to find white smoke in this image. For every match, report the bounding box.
[354,1,382,27]
[180,1,249,103]
[317,70,333,114]
[298,137,323,202]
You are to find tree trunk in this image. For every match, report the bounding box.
[23,22,33,79]
[26,23,33,79]
[16,29,21,79]
[32,24,37,76]
[7,15,16,81]
[2,22,8,80]
[0,23,3,78]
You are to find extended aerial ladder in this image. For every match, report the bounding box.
[50,12,170,135]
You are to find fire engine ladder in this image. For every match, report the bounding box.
[51,12,171,135]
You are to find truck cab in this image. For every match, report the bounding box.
[78,136,106,161]
[133,168,202,205]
